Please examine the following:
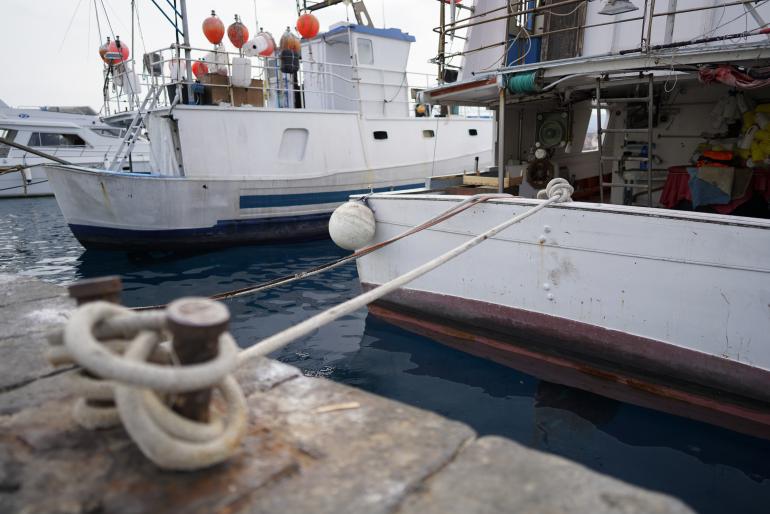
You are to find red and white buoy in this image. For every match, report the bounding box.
[227,15,250,49]
[102,37,129,65]
[202,10,225,45]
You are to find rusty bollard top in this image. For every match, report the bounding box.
[68,276,123,305]
[167,297,231,422]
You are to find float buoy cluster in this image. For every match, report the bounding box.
[190,9,321,80]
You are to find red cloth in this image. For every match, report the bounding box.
[659,166,770,214]
[698,65,770,90]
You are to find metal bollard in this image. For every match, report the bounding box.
[68,276,123,306]
[166,297,230,423]
[67,276,124,410]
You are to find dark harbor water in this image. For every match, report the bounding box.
[2,197,769,513]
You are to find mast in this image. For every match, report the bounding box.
[179,0,193,102]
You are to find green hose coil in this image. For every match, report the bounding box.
[507,72,541,94]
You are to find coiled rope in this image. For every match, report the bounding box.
[51,179,572,471]
[48,302,247,471]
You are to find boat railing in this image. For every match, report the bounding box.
[9,144,149,163]
[434,0,770,79]
[102,45,488,118]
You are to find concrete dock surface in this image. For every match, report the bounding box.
[0,274,693,514]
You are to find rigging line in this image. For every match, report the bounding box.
[547,0,586,17]
[87,0,92,61]
[93,0,103,42]
[59,0,86,54]
[134,0,148,56]
[98,0,116,39]
[0,180,48,193]
[698,0,770,41]
[103,0,133,37]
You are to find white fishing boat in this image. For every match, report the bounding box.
[0,101,150,198]
[349,0,770,439]
[42,1,494,248]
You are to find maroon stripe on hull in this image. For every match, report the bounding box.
[362,285,770,440]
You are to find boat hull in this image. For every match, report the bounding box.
[44,165,444,249]
[68,212,333,249]
[0,166,53,197]
[356,194,770,438]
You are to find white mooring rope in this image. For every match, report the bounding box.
[49,178,573,471]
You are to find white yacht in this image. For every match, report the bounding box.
[351,0,770,439]
[42,1,494,248]
[0,100,150,198]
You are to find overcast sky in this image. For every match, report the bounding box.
[0,0,457,109]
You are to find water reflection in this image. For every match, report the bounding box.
[351,315,770,514]
[2,198,769,514]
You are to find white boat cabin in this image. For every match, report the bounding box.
[301,24,414,117]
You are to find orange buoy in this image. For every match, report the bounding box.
[279,28,301,53]
[296,12,320,39]
[202,10,225,45]
[227,15,250,49]
[104,37,129,65]
[192,60,209,78]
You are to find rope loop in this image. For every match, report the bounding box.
[537,177,574,202]
[50,300,247,471]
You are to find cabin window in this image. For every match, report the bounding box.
[91,128,123,138]
[278,128,309,161]
[582,108,610,152]
[357,38,374,65]
[28,132,88,147]
[0,129,18,157]
[469,129,478,136]
[373,131,388,140]
[423,130,435,138]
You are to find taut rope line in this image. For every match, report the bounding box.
[50,179,573,471]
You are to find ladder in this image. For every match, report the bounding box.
[596,74,656,206]
[109,85,162,172]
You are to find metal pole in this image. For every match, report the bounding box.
[439,0,446,82]
[646,74,653,207]
[595,79,605,203]
[179,0,193,103]
[664,0,677,44]
[497,87,506,194]
[640,0,649,50]
[646,0,657,53]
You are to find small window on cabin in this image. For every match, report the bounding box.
[468,129,478,136]
[92,128,123,138]
[357,38,374,65]
[278,128,309,161]
[0,129,18,157]
[423,130,435,138]
[373,131,388,140]
[582,108,610,152]
[29,132,88,147]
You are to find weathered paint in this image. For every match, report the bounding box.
[366,295,770,440]
[356,194,770,436]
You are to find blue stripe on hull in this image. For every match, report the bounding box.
[70,213,333,250]
[239,183,423,209]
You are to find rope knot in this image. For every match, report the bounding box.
[536,177,574,203]
[48,299,247,471]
